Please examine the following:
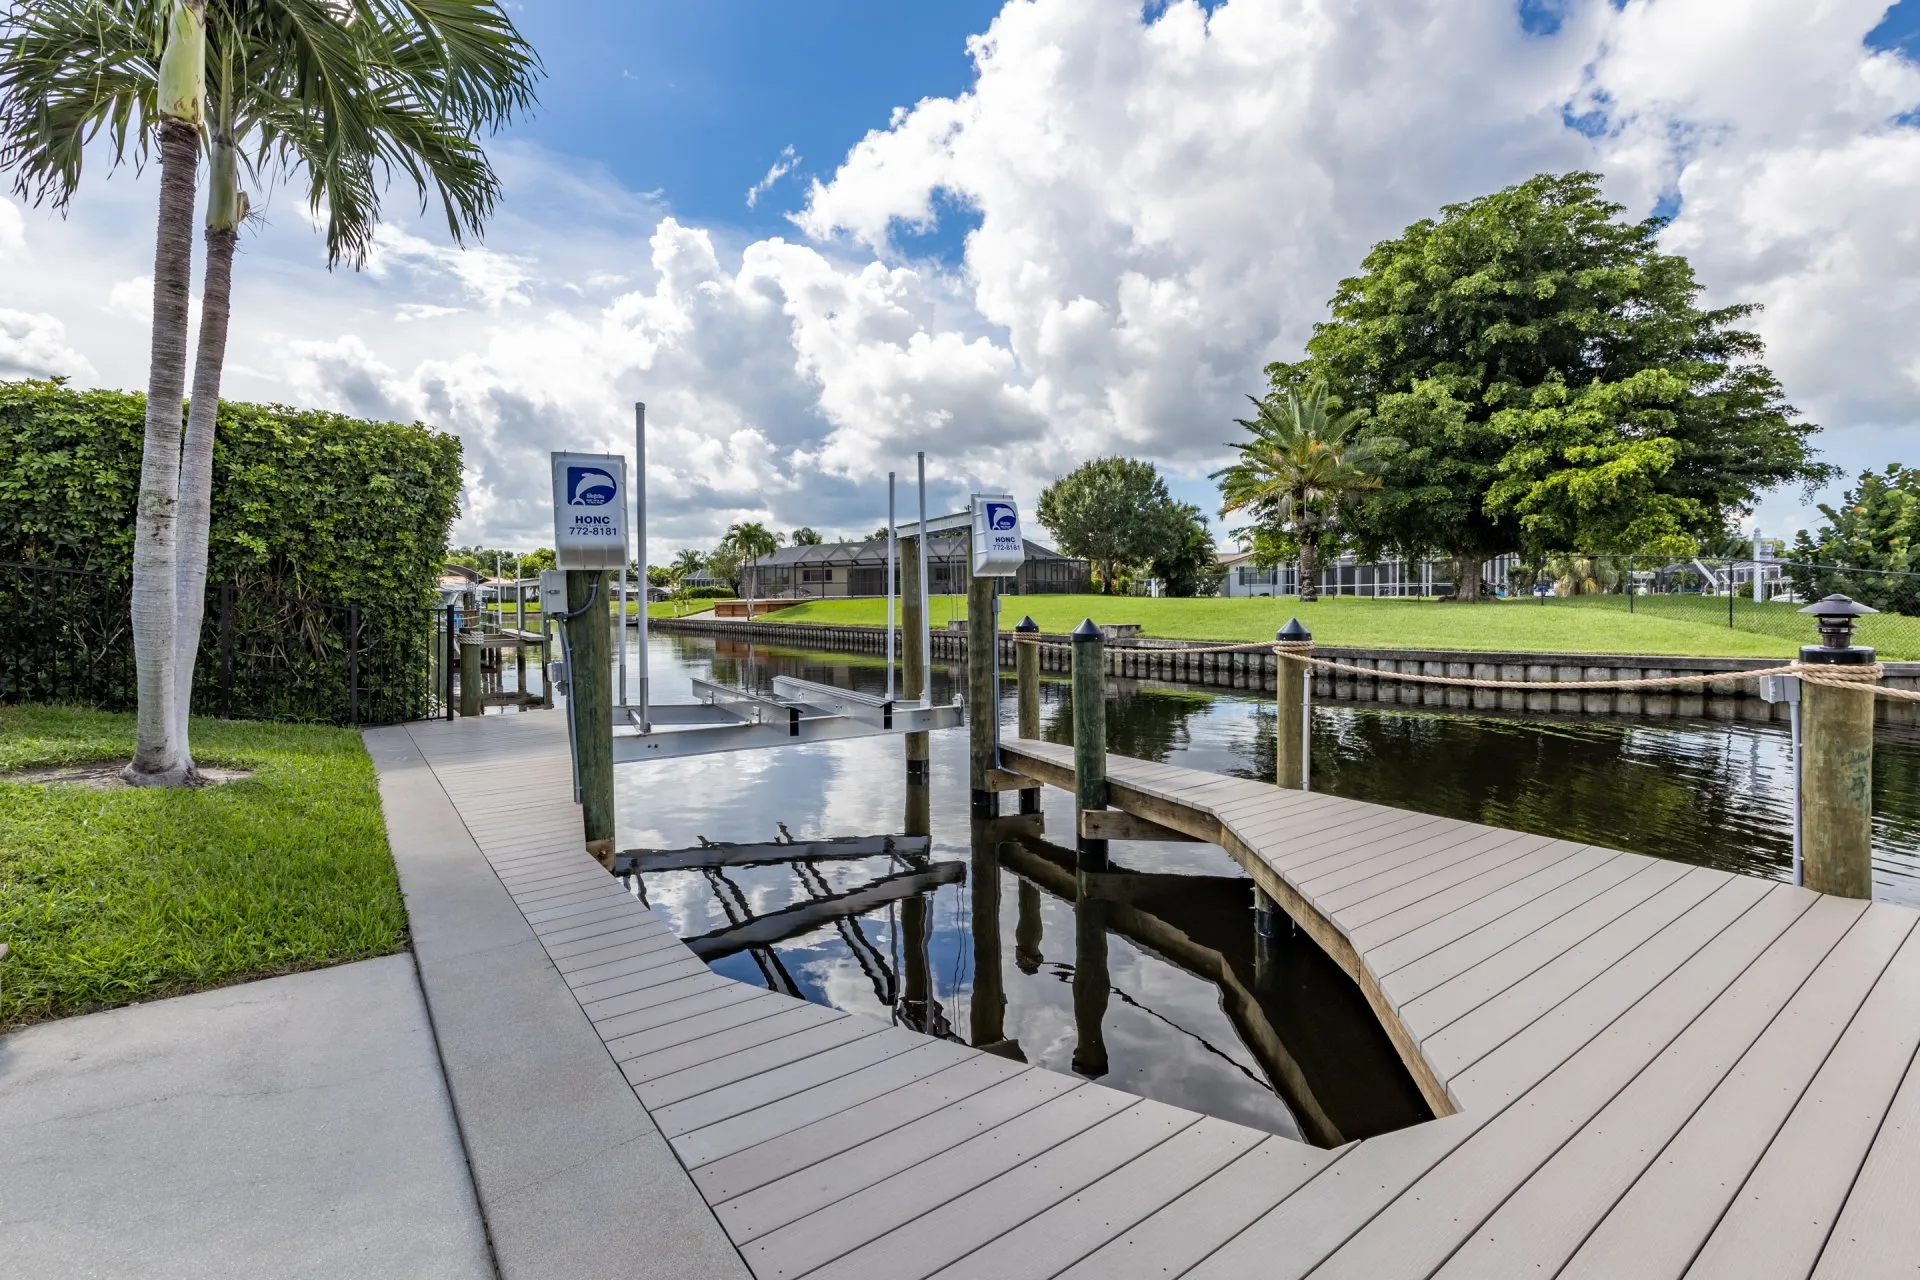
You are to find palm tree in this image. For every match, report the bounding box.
[1214,382,1388,603]
[1546,554,1623,597]
[5,0,207,782]
[670,547,705,584]
[2,0,538,780]
[791,526,823,546]
[723,521,781,613]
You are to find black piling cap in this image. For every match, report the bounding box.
[1014,615,1040,633]
[1277,618,1312,642]
[1071,618,1103,642]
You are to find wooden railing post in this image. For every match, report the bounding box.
[966,542,999,816]
[565,569,616,867]
[901,533,929,782]
[1071,618,1108,870]
[1014,615,1043,815]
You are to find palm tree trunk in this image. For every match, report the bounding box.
[1298,535,1319,603]
[171,125,244,764]
[171,228,237,765]
[124,117,201,787]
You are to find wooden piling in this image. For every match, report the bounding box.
[1015,616,1041,739]
[1798,598,1880,900]
[1071,619,1108,870]
[1275,621,1312,791]
[966,549,999,815]
[459,634,482,718]
[564,569,616,867]
[1014,617,1043,814]
[901,534,929,782]
[1801,675,1877,898]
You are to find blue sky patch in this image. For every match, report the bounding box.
[1517,0,1570,37]
[890,189,986,267]
[503,0,1004,239]
[1866,0,1920,59]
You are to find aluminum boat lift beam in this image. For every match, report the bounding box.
[611,675,964,764]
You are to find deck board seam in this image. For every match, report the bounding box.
[1539,897,1882,1278]
[1668,910,1920,1280]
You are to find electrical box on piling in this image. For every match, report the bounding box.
[549,452,629,569]
[970,494,1027,577]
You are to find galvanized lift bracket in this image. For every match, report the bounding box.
[611,678,964,764]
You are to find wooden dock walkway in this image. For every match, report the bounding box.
[391,710,1920,1279]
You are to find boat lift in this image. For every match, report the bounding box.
[573,403,964,766]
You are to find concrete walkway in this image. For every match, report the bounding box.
[0,954,492,1280]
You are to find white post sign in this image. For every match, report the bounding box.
[970,494,1027,577]
[550,452,629,570]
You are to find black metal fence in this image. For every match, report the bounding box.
[1507,556,1920,660]
[0,561,447,725]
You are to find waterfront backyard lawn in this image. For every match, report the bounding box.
[0,706,406,1029]
[756,594,1830,658]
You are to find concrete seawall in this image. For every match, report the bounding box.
[650,615,1920,726]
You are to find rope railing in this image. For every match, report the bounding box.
[1006,634,1916,700]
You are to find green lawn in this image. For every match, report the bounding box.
[0,706,407,1029]
[753,594,1811,658]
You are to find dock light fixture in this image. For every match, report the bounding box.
[1798,594,1877,663]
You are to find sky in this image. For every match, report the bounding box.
[3,0,1919,558]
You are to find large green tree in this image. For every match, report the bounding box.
[1147,501,1218,598]
[1790,465,1920,614]
[1274,171,1829,600]
[1037,456,1186,593]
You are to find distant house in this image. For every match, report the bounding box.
[742,530,1089,599]
[1215,550,1524,598]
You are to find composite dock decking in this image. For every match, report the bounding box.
[390,711,1920,1279]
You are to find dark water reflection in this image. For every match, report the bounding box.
[616,634,1920,1143]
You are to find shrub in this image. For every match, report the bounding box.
[0,379,462,722]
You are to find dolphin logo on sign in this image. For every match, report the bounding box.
[567,466,618,507]
[986,502,1017,532]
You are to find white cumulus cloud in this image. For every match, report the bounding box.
[4,0,1917,552]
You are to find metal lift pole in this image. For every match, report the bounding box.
[887,471,897,703]
[634,401,650,732]
[916,452,931,699]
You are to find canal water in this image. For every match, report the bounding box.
[607,632,1920,1145]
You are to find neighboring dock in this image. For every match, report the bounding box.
[375,710,1920,1279]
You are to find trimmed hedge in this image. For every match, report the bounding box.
[0,379,462,722]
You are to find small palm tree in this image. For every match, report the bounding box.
[1214,382,1387,602]
[670,547,705,584]
[722,521,781,612]
[1546,554,1622,597]
[2,0,537,780]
